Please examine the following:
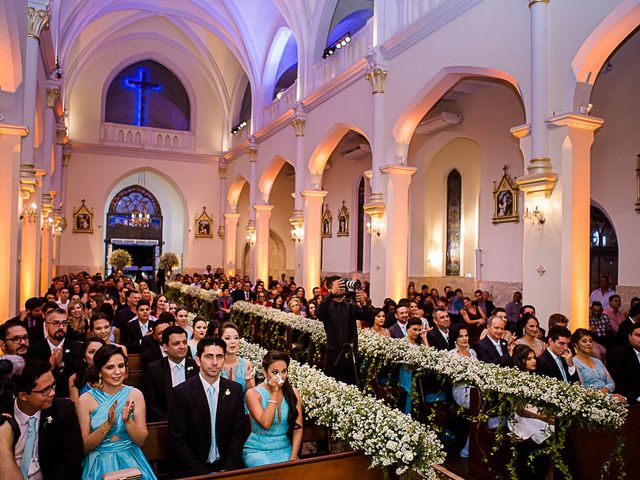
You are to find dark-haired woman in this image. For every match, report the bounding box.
[69,337,106,404]
[243,351,303,467]
[77,345,156,479]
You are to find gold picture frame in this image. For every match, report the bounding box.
[492,166,519,224]
[321,204,332,238]
[337,201,349,237]
[195,206,213,238]
[73,199,94,233]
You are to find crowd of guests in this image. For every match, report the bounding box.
[1,269,639,479]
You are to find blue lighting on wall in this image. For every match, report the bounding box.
[123,68,161,127]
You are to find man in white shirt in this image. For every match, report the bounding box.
[389,305,410,339]
[55,287,70,311]
[536,326,579,383]
[427,308,453,350]
[589,274,615,307]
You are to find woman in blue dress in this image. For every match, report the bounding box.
[69,337,106,404]
[220,322,255,408]
[76,344,156,479]
[399,318,429,414]
[243,351,303,468]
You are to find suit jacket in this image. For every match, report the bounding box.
[27,339,82,397]
[389,322,406,339]
[473,336,511,366]
[140,335,159,353]
[1,398,84,479]
[168,375,246,476]
[20,315,45,344]
[615,318,636,347]
[535,349,579,383]
[113,308,136,338]
[141,342,164,368]
[125,318,156,354]
[607,345,640,403]
[143,356,199,421]
[231,289,254,303]
[427,328,453,351]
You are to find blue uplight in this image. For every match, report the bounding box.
[123,68,161,127]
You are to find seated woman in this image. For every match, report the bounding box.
[367,308,390,337]
[216,285,234,321]
[188,316,208,359]
[459,296,487,337]
[271,294,285,311]
[287,298,304,317]
[77,344,156,479]
[69,337,106,404]
[516,313,546,356]
[508,345,554,480]
[150,294,168,319]
[449,327,476,458]
[243,351,303,467]
[175,306,194,339]
[220,322,255,409]
[67,299,89,342]
[398,318,429,414]
[306,301,318,320]
[571,328,625,401]
[90,313,128,356]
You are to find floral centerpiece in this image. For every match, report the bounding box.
[158,252,180,273]
[108,249,132,272]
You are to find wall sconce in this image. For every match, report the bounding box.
[246,225,256,246]
[366,216,384,237]
[523,206,545,226]
[41,216,54,232]
[52,217,67,237]
[21,202,38,223]
[290,225,304,242]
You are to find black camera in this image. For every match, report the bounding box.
[340,278,361,292]
[0,355,23,407]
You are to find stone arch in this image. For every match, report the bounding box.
[227,175,248,207]
[262,26,297,106]
[258,155,294,202]
[268,229,287,279]
[307,123,370,177]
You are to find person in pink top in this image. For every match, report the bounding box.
[604,295,626,333]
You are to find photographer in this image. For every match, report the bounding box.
[316,276,373,386]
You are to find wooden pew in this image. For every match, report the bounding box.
[126,354,144,388]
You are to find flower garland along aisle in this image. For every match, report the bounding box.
[238,339,445,478]
[165,282,218,320]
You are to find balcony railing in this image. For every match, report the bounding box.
[230,120,251,149]
[262,82,297,129]
[100,123,196,151]
[389,0,449,38]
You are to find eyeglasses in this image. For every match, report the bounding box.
[31,383,56,396]
[5,335,29,344]
[45,321,69,328]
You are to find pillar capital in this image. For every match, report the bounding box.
[528,0,550,8]
[365,65,388,94]
[301,190,328,200]
[46,87,60,109]
[546,112,604,132]
[364,191,385,218]
[62,150,71,167]
[20,164,37,199]
[224,212,241,220]
[516,158,558,197]
[247,142,258,163]
[291,115,306,137]
[27,6,50,41]
[218,162,227,180]
[380,165,417,177]
[289,209,304,227]
[253,204,275,213]
[56,128,68,146]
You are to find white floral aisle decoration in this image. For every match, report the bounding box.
[238,339,445,477]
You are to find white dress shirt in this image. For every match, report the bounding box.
[548,350,576,378]
[13,401,43,480]
[199,374,220,461]
[169,358,187,387]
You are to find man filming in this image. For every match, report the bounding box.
[316,276,373,386]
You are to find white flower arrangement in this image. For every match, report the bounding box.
[238,339,444,477]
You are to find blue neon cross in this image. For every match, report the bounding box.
[124,68,161,126]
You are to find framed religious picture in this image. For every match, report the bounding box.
[195,206,213,238]
[321,204,332,238]
[492,166,519,224]
[73,199,94,233]
[337,201,349,237]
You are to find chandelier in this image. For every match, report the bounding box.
[130,210,151,228]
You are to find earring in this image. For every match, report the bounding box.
[98,376,104,388]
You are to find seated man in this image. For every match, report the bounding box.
[0,358,84,479]
[0,319,30,357]
[389,305,410,339]
[27,308,82,398]
[427,308,453,351]
[473,315,513,366]
[608,323,640,403]
[168,337,246,476]
[141,313,174,367]
[126,299,156,354]
[536,326,579,383]
[143,326,198,421]
[20,297,45,344]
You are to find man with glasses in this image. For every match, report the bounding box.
[0,358,83,479]
[27,309,82,397]
[0,320,30,357]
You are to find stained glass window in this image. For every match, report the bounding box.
[446,169,462,276]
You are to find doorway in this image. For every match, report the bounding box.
[590,205,618,291]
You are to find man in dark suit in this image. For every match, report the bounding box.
[427,308,454,350]
[536,326,579,383]
[113,289,141,341]
[608,322,640,403]
[2,359,84,479]
[473,314,513,366]
[141,315,174,367]
[0,320,30,357]
[615,303,640,347]
[168,336,246,476]
[143,326,199,421]
[389,305,410,339]
[27,308,82,397]
[125,299,156,354]
[231,280,255,303]
[19,297,45,344]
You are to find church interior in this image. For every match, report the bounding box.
[2,0,640,479]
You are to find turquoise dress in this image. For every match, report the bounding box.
[398,338,413,414]
[221,357,252,412]
[82,386,157,480]
[242,385,292,467]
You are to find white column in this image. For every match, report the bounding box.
[301,190,327,296]
[290,106,306,284]
[247,142,258,279]
[217,161,227,240]
[254,205,274,283]
[224,212,241,277]
[364,62,388,195]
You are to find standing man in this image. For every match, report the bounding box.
[1,359,84,479]
[427,308,453,351]
[143,326,199,421]
[168,337,246,476]
[0,320,30,357]
[27,309,82,398]
[505,292,523,332]
[126,299,156,354]
[316,276,373,385]
[589,274,616,307]
[56,287,71,311]
[536,326,579,383]
[604,295,626,333]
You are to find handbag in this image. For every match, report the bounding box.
[102,468,143,480]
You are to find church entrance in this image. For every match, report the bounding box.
[590,205,618,291]
[105,185,163,283]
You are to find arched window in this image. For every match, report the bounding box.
[105,60,190,131]
[232,82,252,133]
[446,169,462,276]
[106,185,162,240]
[590,205,618,291]
[356,177,365,271]
[323,1,373,57]
[273,35,298,100]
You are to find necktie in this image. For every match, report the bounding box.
[175,364,185,386]
[20,417,37,478]
[555,355,568,382]
[495,340,503,356]
[140,323,147,336]
[207,385,218,463]
[245,292,249,301]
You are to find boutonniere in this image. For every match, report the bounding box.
[187,366,194,372]
[224,388,231,397]
[44,416,52,427]
[64,349,70,354]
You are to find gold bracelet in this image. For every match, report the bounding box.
[99,421,111,435]
[267,400,278,404]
